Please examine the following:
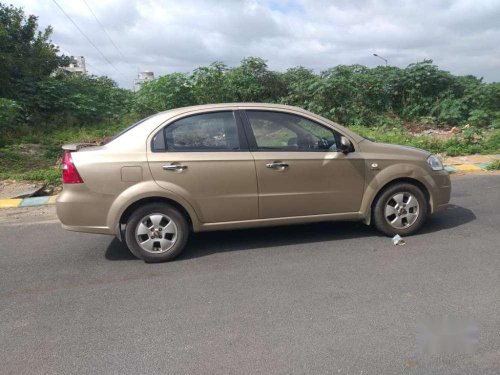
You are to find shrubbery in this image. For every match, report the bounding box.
[29,74,132,127]
[132,58,499,131]
[0,98,22,128]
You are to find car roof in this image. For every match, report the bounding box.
[157,102,305,115]
[154,103,364,143]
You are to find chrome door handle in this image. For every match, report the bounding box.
[162,164,188,172]
[266,161,289,170]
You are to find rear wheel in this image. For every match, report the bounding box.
[372,182,428,236]
[125,203,189,262]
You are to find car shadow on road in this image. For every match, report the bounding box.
[419,204,476,234]
[105,239,139,260]
[105,204,475,261]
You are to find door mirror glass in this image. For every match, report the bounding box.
[340,136,353,154]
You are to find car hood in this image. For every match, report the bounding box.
[358,139,431,159]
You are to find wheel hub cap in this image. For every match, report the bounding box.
[135,213,178,254]
[384,192,419,229]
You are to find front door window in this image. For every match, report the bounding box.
[246,111,339,152]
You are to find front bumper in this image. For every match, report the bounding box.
[428,170,451,213]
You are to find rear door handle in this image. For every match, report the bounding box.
[266,161,289,170]
[163,163,188,172]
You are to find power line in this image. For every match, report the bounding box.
[51,0,125,78]
[82,0,126,60]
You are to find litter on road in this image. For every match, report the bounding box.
[392,234,406,246]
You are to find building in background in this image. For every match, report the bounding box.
[134,71,155,91]
[61,56,87,75]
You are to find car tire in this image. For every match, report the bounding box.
[125,203,189,262]
[372,182,428,237]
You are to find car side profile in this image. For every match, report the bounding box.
[56,103,451,262]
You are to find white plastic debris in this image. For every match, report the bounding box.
[392,234,406,246]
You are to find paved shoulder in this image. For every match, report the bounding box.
[0,205,58,226]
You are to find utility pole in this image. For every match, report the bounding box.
[373,53,388,66]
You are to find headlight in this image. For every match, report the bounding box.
[427,155,443,171]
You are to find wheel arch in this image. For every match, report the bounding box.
[371,177,431,210]
[115,196,197,241]
[363,176,432,225]
[120,196,193,229]
[106,181,202,238]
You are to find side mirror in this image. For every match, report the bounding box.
[339,136,353,154]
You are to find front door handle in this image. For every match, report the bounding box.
[266,161,289,170]
[163,163,188,172]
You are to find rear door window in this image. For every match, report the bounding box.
[152,111,241,151]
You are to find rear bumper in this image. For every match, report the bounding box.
[61,223,113,235]
[56,184,114,235]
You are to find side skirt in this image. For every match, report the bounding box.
[196,212,364,232]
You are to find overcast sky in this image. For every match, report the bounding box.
[10,0,500,88]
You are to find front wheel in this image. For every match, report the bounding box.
[372,182,428,236]
[125,203,189,262]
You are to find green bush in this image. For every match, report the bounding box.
[467,109,491,127]
[28,74,133,126]
[0,98,23,147]
[435,98,465,125]
[130,58,499,131]
[483,129,500,152]
[0,97,22,126]
[133,73,194,117]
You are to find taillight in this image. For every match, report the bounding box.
[62,151,83,184]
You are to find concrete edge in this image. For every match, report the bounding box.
[0,195,57,209]
[444,162,496,173]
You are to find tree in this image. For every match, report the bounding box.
[280,66,320,110]
[225,57,286,102]
[133,73,194,116]
[31,74,132,125]
[0,3,68,99]
[191,62,231,104]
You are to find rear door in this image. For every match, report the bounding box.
[242,110,365,219]
[148,110,258,223]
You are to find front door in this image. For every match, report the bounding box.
[148,111,258,223]
[242,110,365,219]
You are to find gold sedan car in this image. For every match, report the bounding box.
[57,103,451,262]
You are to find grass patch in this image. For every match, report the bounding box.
[0,144,56,172]
[485,160,500,170]
[0,168,61,185]
[349,125,500,156]
[0,116,138,184]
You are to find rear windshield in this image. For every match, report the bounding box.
[102,115,153,145]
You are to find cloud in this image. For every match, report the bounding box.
[9,0,500,87]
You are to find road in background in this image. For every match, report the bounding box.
[1,175,499,374]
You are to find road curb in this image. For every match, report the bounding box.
[444,162,494,173]
[0,195,57,209]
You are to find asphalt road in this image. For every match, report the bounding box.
[1,174,499,375]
